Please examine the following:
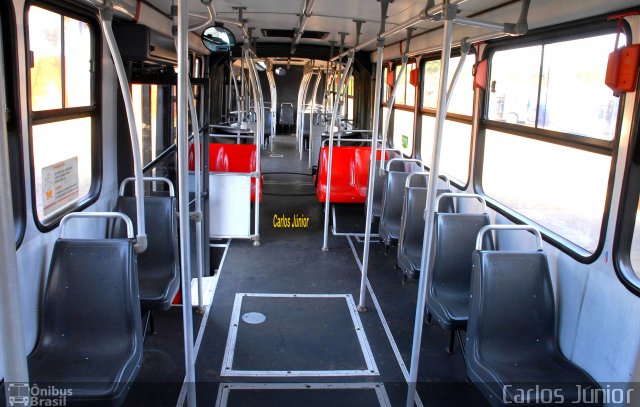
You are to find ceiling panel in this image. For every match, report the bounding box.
[141,0,639,56]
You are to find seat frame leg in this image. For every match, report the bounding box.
[146,310,158,336]
[446,329,456,354]
[456,330,466,360]
[425,311,433,325]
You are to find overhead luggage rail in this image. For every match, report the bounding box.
[29,211,142,406]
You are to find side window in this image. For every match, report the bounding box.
[345,76,354,121]
[420,55,475,186]
[480,31,624,256]
[2,1,25,245]
[392,62,416,156]
[27,4,99,227]
[132,84,160,167]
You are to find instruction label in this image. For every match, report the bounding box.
[42,157,79,216]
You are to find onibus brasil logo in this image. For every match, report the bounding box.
[7,383,72,407]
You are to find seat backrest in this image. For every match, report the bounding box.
[400,187,454,253]
[428,213,493,297]
[316,146,357,190]
[264,109,273,135]
[279,103,295,125]
[468,250,557,361]
[372,160,405,217]
[37,238,142,352]
[380,171,426,228]
[210,143,258,173]
[113,196,178,280]
[353,147,386,195]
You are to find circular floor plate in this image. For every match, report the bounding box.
[242,312,266,324]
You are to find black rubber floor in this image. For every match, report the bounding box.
[190,136,487,407]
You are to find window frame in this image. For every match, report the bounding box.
[24,0,102,232]
[475,19,628,263]
[384,59,417,158]
[2,0,26,247]
[416,49,476,189]
[613,83,640,297]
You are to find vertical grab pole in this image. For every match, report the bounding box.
[299,72,310,160]
[322,50,355,251]
[230,60,241,122]
[188,85,205,312]
[246,51,263,245]
[172,30,205,312]
[176,0,197,404]
[406,4,454,406]
[308,70,322,169]
[358,0,389,311]
[0,22,30,397]
[100,4,147,253]
[298,72,312,157]
[266,65,277,152]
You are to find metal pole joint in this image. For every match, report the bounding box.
[443,2,458,21]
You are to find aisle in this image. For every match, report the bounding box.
[188,136,485,407]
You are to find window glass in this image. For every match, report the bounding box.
[405,62,416,107]
[63,16,91,107]
[420,117,472,184]
[28,6,96,225]
[482,129,610,252]
[486,45,541,126]
[394,65,406,105]
[422,55,475,116]
[132,84,160,166]
[32,118,92,221]
[488,33,623,139]
[538,35,620,139]
[392,109,414,156]
[382,66,389,101]
[29,7,62,111]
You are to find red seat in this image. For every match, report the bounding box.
[189,143,262,202]
[316,146,385,203]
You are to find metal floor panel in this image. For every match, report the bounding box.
[221,294,377,376]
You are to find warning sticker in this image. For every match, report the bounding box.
[42,157,79,216]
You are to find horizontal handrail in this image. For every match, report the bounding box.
[210,171,260,177]
[475,225,543,251]
[119,177,175,197]
[60,212,134,239]
[404,171,451,190]
[210,133,255,139]
[386,158,423,172]
[436,193,486,213]
[142,134,193,173]
[321,138,374,146]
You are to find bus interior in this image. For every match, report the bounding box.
[1,0,640,406]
